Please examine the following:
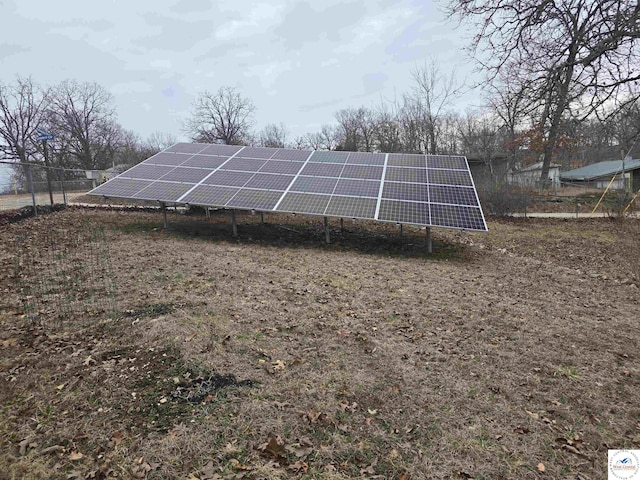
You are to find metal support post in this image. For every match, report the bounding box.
[43,140,54,206]
[206,207,211,219]
[231,209,238,237]
[324,216,330,244]
[426,227,432,254]
[260,212,264,225]
[59,170,67,206]
[399,223,403,249]
[340,218,344,233]
[27,165,37,216]
[161,202,168,229]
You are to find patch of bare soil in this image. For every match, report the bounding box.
[1,208,639,479]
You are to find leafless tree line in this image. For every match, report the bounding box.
[0,77,176,172]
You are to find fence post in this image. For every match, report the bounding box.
[43,140,54,205]
[59,169,67,205]
[26,165,37,216]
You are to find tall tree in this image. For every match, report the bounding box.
[185,86,255,145]
[447,0,640,185]
[47,80,119,170]
[258,123,288,148]
[410,60,459,154]
[145,131,177,154]
[0,76,48,163]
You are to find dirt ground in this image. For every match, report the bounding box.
[1,207,639,480]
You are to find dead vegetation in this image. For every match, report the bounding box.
[1,208,639,479]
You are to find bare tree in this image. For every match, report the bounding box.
[47,80,119,170]
[335,108,362,151]
[410,60,460,154]
[145,131,177,154]
[258,123,288,148]
[185,86,255,145]
[373,103,403,153]
[0,76,48,163]
[457,110,504,183]
[447,0,640,185]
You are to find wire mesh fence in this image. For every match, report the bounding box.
[0,162,94,212]
[14,225,118,328]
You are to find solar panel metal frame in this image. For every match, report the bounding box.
[87,143,487,231]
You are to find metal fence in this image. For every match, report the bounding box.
[14,225,118,328]
[0,162,94,212]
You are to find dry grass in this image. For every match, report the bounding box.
[1,208,639,479]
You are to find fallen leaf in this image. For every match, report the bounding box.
[588,414,600,425]
[229,458,252,471]
[537,463,545,472]
[513,427,530,434]
[68,451,84,461]
[360,457,378,475]
[40,445,64,455]
[288,461,308,473]
[19,439,30,456]
[223,442,241,455]
[525,410,539,420]
[111,431,124,446]
[259,436,287,462]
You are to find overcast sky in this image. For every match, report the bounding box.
[1,0,479,144]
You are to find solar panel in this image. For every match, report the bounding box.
[325,196,377,218]
[181,155,227,169]
[244,173,294,190]
[88,144,487,231]
[334,179,379,197]
[276,192,331,214]
[132,181,193,202]
[259,160,304,175]
[182,185,239,205]
[143,152,188,166]
[311,150,349,163]
[300,162,344,177]
[160,167,212,183]
[227,189,282,210]
[290,176,338,194]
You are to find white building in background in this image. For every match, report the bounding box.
[507,161,561,189]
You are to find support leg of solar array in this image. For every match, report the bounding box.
[161,202,168,229]
[231,209,238,238]
[340,218,344,233]
[206,207,211,219]
[324,216,330,244]
[426,227,432,254]
[399,223,403,250]
[260,212,264,225]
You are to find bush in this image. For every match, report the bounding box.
[478,185,532,216]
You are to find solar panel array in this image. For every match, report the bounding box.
[88,143,487,231]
